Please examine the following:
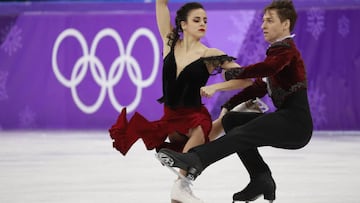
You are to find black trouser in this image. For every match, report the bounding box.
[191,89,313,178]
[222,112,271,179]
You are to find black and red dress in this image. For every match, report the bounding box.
[109,45,235,155]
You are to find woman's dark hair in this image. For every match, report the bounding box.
[264,0,297,32]
[167,2,204,47]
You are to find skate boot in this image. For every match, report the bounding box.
[231,97,269,113]
[157,148,204,180]
[233,172,276,203]
[171,179,204,203]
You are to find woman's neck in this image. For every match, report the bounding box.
[180,36,201,52]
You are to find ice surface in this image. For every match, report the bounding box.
[0,131,359,203]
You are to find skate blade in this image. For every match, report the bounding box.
[155,153,193,185]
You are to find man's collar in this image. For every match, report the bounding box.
[274,34,296,43]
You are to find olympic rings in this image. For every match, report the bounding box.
[52,27,160,114]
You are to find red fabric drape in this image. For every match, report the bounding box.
[109,106,212,155]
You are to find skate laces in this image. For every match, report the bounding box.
[180,180,193,194]
[253,97,269,113]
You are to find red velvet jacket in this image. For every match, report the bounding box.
[223,38,307,109]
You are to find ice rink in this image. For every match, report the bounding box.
[1,131,359,203]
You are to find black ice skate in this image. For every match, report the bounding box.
[233,172,276,203]
[156,148,203,181]
[155,152,192,185]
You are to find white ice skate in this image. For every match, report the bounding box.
[231,97,269,113]
[171,179,204,203]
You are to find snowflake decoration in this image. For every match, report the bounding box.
[307,82,327,130]
[306,8,325,40]
[0,23,23,56]
[237,11,268,64]
[228,15,247,45]
[18,106,37,129]
[338,15,350,38]
[227,10,258,49]
[241,33,267,64]
[0,70,8,101]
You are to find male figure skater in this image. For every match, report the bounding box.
[157,1,313,202]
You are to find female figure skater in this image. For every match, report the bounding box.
[109,0,251,202]
[157,0,313,202]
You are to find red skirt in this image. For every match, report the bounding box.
[109,105,212,155]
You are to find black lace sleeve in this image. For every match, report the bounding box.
[201,55,236,75]
[224,68,245,81]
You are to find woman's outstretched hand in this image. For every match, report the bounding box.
[200,85,217,98]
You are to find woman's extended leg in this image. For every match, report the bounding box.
[170,126,206,203]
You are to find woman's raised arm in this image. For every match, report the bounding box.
[156,0,173,42]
